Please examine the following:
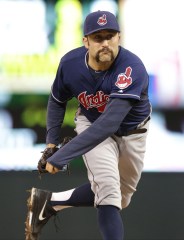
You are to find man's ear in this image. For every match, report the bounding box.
[118,33,121,44]
[83,36,89,49]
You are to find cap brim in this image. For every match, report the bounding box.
[85,28,120,36]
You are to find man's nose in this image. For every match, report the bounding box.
[102,39,109,47]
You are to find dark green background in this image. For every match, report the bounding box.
[0,168,184,240]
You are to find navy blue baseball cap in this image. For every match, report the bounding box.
[83,10,120,36]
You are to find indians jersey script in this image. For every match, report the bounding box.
[51,46,151,131]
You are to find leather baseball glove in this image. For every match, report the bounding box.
[37,136,72,175]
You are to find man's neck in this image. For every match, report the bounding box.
[88,59,113,71]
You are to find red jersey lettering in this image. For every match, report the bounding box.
[78,91,109,113]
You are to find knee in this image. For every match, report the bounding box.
[121,199,131,208]
[93,185,122,209]
[121,192,134,208]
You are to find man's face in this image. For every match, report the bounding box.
[83,30,120,66]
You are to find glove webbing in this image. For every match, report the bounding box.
[38,136,72,176]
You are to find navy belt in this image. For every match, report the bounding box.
[115,116,150,137]
[123,128,147,136]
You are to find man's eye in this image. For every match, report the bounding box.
[106,35,113,40]
[94,36,102,41]
[93,34,115,42]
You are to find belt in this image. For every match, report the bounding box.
[115,116,151,137]
[124,128,147,136]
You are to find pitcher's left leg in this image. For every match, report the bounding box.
[117,121,150,208]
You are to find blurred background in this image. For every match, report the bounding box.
[0,0,184,239]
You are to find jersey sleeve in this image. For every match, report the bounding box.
[51,60,73,103]
[110,63,148,101]
[46,94,67,145]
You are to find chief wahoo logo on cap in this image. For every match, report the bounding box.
[97,14,107,26]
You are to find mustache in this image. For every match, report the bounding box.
[98,48,112,54]
[95,48,114,63]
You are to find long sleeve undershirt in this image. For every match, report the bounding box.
[46,96,133,169]
[46,95,67,145]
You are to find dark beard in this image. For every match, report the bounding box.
[95,48,115,63]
